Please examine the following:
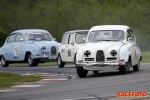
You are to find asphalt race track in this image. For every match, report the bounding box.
[0,63,150,100]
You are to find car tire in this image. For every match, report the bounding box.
[27,53,39,66]
[57,54,65,68]
[76,66,88,78]
[0,56,9,67]
[119,59,131,74]
[133,60,140,71]
[74,54,76,66]
[93,71,99,74]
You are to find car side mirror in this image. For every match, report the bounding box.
[83,38,86,42]
[53,38,56,41]
[71,42,74,45]
[20,38,24,41]
[128,37,133,41]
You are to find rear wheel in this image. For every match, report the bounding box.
[27,53,39,66]
[76,66,88,78]
[119,59,131,74]
[133,60,140,71]
[57,54,65,68]
[1,56,9,67]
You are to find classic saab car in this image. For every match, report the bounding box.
[76,25,142,78]
[57,30,89,68]
[0,29,60,67]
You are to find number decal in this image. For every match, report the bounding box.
[68,49,71,57]
[14,46,19,56]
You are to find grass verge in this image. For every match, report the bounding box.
[0,73,42,89]
[141,51,150,63]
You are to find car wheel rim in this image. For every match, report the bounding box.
[1,57,6,65]
[58,56,61,65]
[28,55,33,64]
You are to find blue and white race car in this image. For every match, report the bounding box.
[0,29,60,67]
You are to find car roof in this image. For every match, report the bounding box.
[11,29,49,34]
[65,30,89,34]
[89,25,130,32]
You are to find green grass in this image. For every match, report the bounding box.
[9,62,58,67]
[0,73,42,89]
[141,51,150,63]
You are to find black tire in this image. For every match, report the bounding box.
[27,53,39,66]
[93,71,99,74]
[0,56,9,67]
[119,59,131,74]
[76,66,88,78]
[133,60,140,71]
[74,54,76,66]
[57,54,65,68]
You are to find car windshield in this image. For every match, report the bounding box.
[75,33,88,44]
[25,32,53,41]
[88,30,124,42]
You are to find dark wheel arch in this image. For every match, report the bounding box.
[57,53,66,68]
[0,55,9,67]
[119,56,131,74]
[27,52,39,66]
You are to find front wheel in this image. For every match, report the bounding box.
[119,60,131,74]
[133,60,140,71]
[57,54,65,68]
[1,56,9,67]
[27,53,39,66]
[76,66,88,78]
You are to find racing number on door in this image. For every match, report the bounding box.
[14,46,19,59]
[68,48,71,57]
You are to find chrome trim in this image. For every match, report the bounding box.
[32,55,57,59]
[76,62,125,71]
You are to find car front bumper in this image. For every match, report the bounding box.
[32,55,57,60]
[76,62,126,71]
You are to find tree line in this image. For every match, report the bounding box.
[0,0,150,51]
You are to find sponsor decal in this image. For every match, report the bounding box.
[14,46,20,59]
[117,92,148,98]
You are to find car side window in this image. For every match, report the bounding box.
[7,34,15,43]
[69,34,74,44]
[61,34,69,44]
[16,33,24,42]
[129,29,135,41]
[127,29,135,42]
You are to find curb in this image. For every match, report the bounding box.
[0,73,69,92]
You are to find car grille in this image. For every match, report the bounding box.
[42,52,49,55]
[107,57,117,61]
[85,58,94,61]
[96,50,105,61]
[51,46,56,54]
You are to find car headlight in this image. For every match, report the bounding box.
[84,50,91,57]
[110,50,117,56]
[41,46,46,52]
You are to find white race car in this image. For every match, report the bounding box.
[57,30,88,68]
[76,25,142,78]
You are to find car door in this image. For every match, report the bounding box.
[4,33,16,61]
[127,29,137,65]
[60,33,69,62]
[67,34,74,62]
[14,33,25,61]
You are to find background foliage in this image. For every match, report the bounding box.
[0,0,150,51]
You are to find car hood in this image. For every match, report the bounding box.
[83,41,124,51]
[31,41,58,49]
[82,41,124,57]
